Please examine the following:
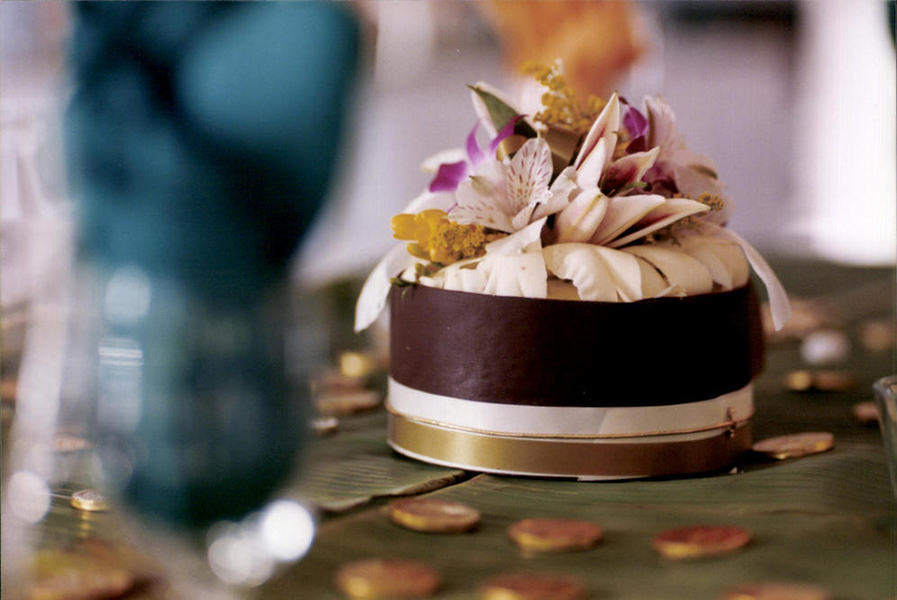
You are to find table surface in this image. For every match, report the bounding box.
[5,258,896,600]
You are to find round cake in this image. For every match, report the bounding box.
[355,62,790,479]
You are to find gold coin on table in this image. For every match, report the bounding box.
[810,370,858,392]
[752,432,834,460]
[721,582,832,600]
[784,370,858,393]
[334,558,441,599]
[652,525,751,559]
[852,401,880,425]
[478,572,585,600]
[783,370,814,392]
[70,489,110,513]
[28,550,134,600]
[507,518,604,553]
[387,498,481,533]
[860,318,896,351]
[315,389,381,416]
[339,351,380,380]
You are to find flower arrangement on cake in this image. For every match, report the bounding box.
[354,61,791,479]
[356,61,789,332]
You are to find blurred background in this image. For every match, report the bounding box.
[3,1,895,299]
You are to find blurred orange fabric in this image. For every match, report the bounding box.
[478,0,645,98]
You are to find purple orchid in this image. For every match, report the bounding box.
[622,99,649,153]
[428,115,524,193]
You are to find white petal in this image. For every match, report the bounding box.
[354,244,414,332]
[542,243,618,302]
[574,92,620,172]
[644,95,681,154]
[679,236,734,290]
[451,172,515,232]
[576,138,608,190]
[507,138,553,213]
[707,241,750,288]
[592,246,643,302]
[549,166,580,200]
[529,192,571,222]
[708,226,792,331]
[622,245,714,296]
[354,189,461,332]
[555,189,609,243]
[607,198,710,248]
[486,217,547,256]
[443,265,489,293]
[589,194,666,246]
[481,252,548,298]
[601,146,660,193]
[634,256,669,297]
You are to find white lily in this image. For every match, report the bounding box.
[450,137,566,233]
[552,93,711,249]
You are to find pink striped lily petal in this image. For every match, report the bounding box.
[607,198,710,248]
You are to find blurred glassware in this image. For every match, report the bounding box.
[4,2,360,597]
[873,375,897,499]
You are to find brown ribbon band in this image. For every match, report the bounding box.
[389,413,751,478]
[390,283,765,408]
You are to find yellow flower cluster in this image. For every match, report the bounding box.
[520,60,605,135]
[391,209,498,265]
[696,193,725,212]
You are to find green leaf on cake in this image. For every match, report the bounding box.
[468,85,537,138]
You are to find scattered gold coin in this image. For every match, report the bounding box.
[334,558,441,599]
[315,389,381,416]
[311,416,340,436]
[851,401,880,425]
[752,432,834,460]
[52,433,93,454]
[70,490,109,513]
[721,581,832,600]
[339,351,381,380]
[28,549,134,600]
[652,525,751,559]
[387,498,481,533]
[478,572,585,600]
[783,370,813,392]
[811,370,858,392]
[860,318,896,351]
[507,518,604,553]
[783,370,857,393]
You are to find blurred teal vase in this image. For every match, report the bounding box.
[63,1,360,533]
[94,266,303,529]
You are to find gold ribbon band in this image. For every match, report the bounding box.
[389,414,751,479]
